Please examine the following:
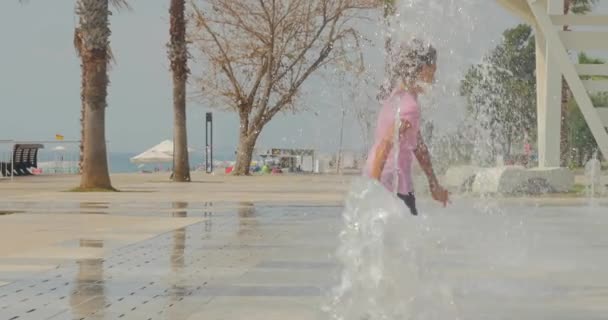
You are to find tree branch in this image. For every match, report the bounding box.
[191,2,244,102]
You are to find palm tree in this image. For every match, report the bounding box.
[18,0,127,187]
[75,1,129,179]
[560,0,598,166]
[74,28,86,175]
[168,0,191,182]
[76,0,128,190]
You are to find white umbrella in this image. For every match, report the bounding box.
[147,140,195,153]
[130,140,194,164]
[130,150,173,164]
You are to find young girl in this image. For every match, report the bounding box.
[365,40,449,215]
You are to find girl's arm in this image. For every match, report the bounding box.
[370,120,411,180]
[370,130,392,180]
[413,133,438,187]
[414,133,449,206]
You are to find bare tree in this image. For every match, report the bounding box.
[189,0,375,175]
[169,0,191,182]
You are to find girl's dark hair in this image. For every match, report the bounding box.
[379,39,437,99]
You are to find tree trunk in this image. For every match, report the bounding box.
[234,138,257,175]
[172,80,190,181]
[381,2,394,99]
[80,48,112,190]
[234,136,257,175]
[169,0,191,182]
[233,115,259,175]
[79,61,86,175]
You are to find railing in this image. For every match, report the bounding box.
[552,14,608,124]
[529,0,608,165]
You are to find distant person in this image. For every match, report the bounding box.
[364,39,449,216]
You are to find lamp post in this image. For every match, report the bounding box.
[205,112,213,173]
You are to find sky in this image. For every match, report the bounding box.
[0,1,535,154]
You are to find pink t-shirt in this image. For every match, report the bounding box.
[364,90,420,194]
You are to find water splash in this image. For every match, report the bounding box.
[584,150,604,202]
[325,177,470,320]
[325,178,540,320]
[325,178,428,319]
[325,2,537,319]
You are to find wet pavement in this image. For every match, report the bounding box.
[0,199,608,319]
[0,203,341,320]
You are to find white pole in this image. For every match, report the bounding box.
[535,0,563,168]
[337,96,346,175]
[10,142,14,182]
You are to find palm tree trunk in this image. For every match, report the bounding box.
[169,0,191,182]
[79,60,86,175]
[78,0,113,190]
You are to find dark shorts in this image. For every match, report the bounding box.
[398,193,418,216]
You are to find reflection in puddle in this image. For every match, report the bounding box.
[168,227,187,318]
[204,202,213,217]
[172,202,188,218]
[71,239,105,319]
[79,202,109,215]
[80,202,110,209]
[0,210,21,216]
[238,202,258,237]
[203,202,213,239]
[171,228,186,269]
[80,239,104,248]
[238,202,255,218]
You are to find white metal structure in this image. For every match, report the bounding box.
[497,0,608,167]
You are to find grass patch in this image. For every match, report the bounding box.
[569,183,586,195]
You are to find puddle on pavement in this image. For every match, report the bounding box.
[72,239,106,319]
[79,239,104,248]
[238,202,258,236]
[172,202,189,217]
[80,202,110,209]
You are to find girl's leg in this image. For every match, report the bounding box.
[398,193,418,216]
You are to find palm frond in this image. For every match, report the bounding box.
[73,28,84,58]
[110,0,132,12]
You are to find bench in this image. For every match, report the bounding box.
[0,144,44,177]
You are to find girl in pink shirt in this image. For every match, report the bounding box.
[365,40,449,215]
